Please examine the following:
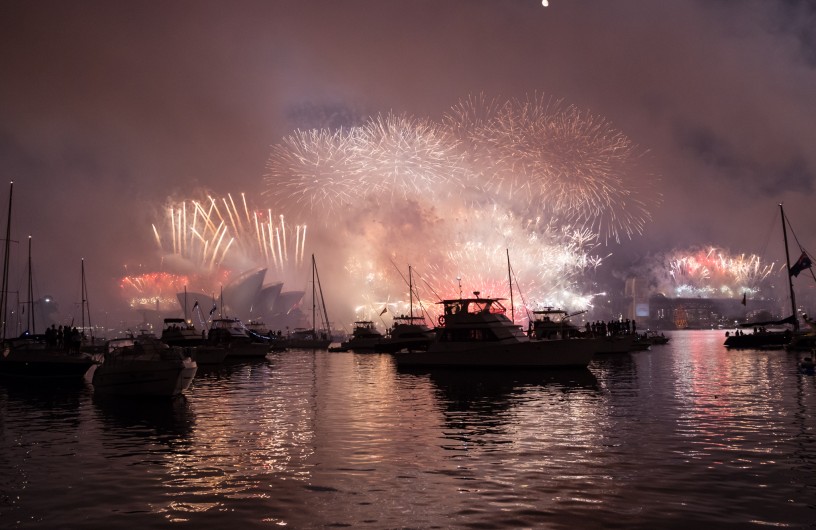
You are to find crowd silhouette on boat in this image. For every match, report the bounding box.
[42,324,84,353]
[583,319,637,337]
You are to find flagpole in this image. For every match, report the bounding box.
[780,203,799,332]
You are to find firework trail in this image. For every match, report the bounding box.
[152,191,308,279]
[131,191,314,315]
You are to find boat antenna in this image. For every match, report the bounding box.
[780,203,799,332]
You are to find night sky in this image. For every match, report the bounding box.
[2,0,815,325]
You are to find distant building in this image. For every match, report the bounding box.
[623,276,783,329]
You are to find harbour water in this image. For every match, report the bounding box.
[1,330,814,529]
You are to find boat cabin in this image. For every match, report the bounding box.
[529,308,582,340]
[208,318,252,344]
[351,321,382,338]
[435,295,526,343]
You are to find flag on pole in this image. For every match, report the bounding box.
[741,293,746,306]
[379,306,387,316]
[193,300,199,310]
[209,303,217,315]
[789,251,812,277]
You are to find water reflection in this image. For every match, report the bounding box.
[406,367,601,448]
[407,367,598,411]
[589,352,638,394]
[0,380,93,527]
[2,333,815,529]
[92,394,196,445]
[0,378,90,423]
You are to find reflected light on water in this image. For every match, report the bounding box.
[1,332,814,529]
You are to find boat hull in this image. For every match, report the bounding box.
[192,345,230,364]
[224,342,270,358]
[286,338,332,349]
[724,331,790,350]
[374,337,433,353]
[0,347,96,381]
[339,338,383,352]
[92,359,197,397]
[594,335,637,354]
[393,338,596,368]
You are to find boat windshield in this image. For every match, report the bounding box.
[107,338,135,352]
[442,298,506,316]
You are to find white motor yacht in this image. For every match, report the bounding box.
[92,334,197,397]
[393,293,596,368]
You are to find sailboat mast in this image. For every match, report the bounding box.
[80,260,84,333]
[780,203,799,331]
[1,181,13,341]
[81,258,92,340]
[409,265,414,319]
[311,253,316,332]
[27,236,34,335]
[313,255,330,334]
[507,249,514,324]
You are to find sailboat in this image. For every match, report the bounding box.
[0,191,97,382]
[286,254,333,349]
[78,258,105,355]
[724,204,809,349]
[375,265,435,353]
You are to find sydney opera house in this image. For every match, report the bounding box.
[180,268,305,331]
[121,267,308,334]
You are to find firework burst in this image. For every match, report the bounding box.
[355,112,467,202]
[443,93,654,243]
[257,93,657,324]
[647,246,775,298]
[264,129,364,217]
[119,272,190,311]
[264,112,467,219]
